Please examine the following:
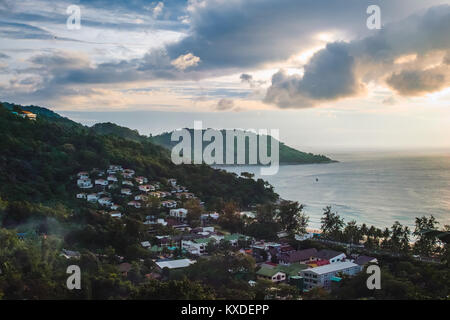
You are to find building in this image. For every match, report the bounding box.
[95,179,108,186]
[170,208,188,219]
[122,169,135,178]
[127,200,141,209]
[121,188,132,195]
[108,165,123,173]
[117,262,132,276]
[135,176,148,184]
[76,193,87,199]
[87,193,99,202]
[353,255,378,266]
[98,197,112,206]
[60,249,80,259]
[300,261,361,290]
[122,180,134,186]
[279,248,319,265]
[107,175,118,182]
[256,265,287,283]
[140,241,151,248]
[77,178,93,189]
[182,240,206,255]
[139,184,155,192]
[135,194,148,201]
[161,200,177,208]
[155,259,195,270]
[110,211,122,218]
[77,171,89,179]
[316,249,346,263]
[19,110,37,120]
[167,178,177,187]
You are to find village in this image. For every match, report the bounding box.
[70,164,378,293]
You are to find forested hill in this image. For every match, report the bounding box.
[0,102,277,208]
[92,123,335,164]
[151,129,334,165]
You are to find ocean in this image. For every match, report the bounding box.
[220,152,450,230]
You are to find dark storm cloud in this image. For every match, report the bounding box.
[264,4,450,108]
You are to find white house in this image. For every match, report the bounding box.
[155,259,195,270]
[76,193,87,199]
[121,188,132,196]
[148,192,161,198]
[77,171,89,179]
[77,178,93,189]
[108,165,123,173]
[110,204,120,210]
[161,200,177,208]
[140,241,151,248]
[128,200,141,209]
[175,192,195,199]
[316,250,346,264]
[122,169,135,178]
[110,211,122,219]
[122,180,134,186]
[135,176,148,184]
[95,179,108,186]
[98,197,113,206]
[170,208,188,219]
[295,232,315,241]
[167,178,177,187]
[87,193,99,202]
[135,194,148,201]
[182,240,206,256]
[139,184,155,192]
[300,261,362,290]
[107,175,118,182]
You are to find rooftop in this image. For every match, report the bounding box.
[302,261,359,275]
[155,259,195,269]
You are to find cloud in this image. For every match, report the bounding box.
[0,52,9,59]
[265,42,364,108]
[152,2,164,18]
[165,0,445,71]
[170,53,201,70]
[215,98,235,111]
[264,4,450,108]
[386,65,450,96]
[240,73,253,83]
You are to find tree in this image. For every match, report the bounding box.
[389,221,410,254]
[320,206,344,240]
[343,220,362,244]
[185,198,203,228]
[413,215,440,256]
[277,201,308,236]
[218,201,243,233]
[255,203,275,224]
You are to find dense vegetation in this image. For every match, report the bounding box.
[150,129,334,165]
[0,103,277,208]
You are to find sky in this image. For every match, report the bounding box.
[1,0,450,152]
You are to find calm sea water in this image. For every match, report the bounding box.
[220,152,450,230]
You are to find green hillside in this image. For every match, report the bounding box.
[0,102,277,208]
[151,129,334,165]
